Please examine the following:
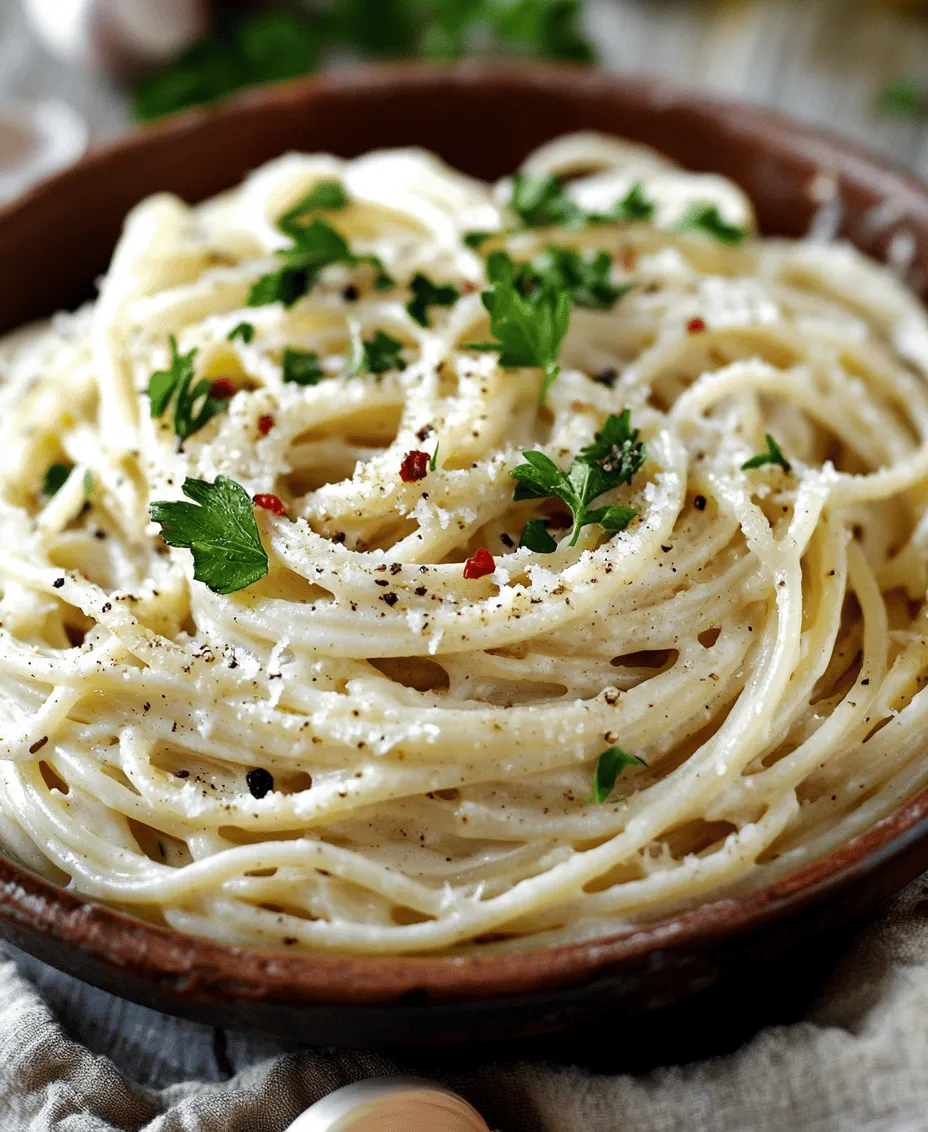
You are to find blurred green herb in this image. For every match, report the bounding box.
[348,327,407,375]
[513,247,636,310]
[674,203,746,245]
[134,3,593,123]
[228,321,255,344]
[43,463,73,498]
[406,273,461,327]
[134,13,321,122]
[878,76,928,118]
[509,175,654,230]
[282,347,324,385]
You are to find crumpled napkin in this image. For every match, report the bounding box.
[4,875,928,1132]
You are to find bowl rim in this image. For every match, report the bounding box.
[3,58,928,1007]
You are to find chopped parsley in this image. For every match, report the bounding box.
[589,747,646,803]
[406,273,461,327]
[43,463,73,497]
[247,216,393,309]
[282,347,324,386]
[430,442,440,472]
[510,411,646,546]
[514,247,636,310]
[519,517,557,553]
[149,476,269,595]
[228,321,255,344]
[348,327,407,376]
[148,336,227,442]
[278,181,348,233]
[468,250,571,404]
[508,175,654,230]
[601,182,655,222]
[675,203,746,245]
[741,433,791,473]
[509,172,586,228]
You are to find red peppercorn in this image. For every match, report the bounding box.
[258,414,276,436]
[463,547,495,580]
[254,493,287,517]
[399,450,430,482]
[687,317,706,334]
[211,378,236,400]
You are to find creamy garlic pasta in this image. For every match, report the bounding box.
[2,132,928,956]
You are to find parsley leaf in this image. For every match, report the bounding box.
[519,517,557,553]
[577,409,647,483]
[675,203,746,245]
[228,321,255,344]
[149,476,269,595]
[406,273,461,327]
[148,336,226,442]
[282,347,324,386]
[348,328,407,376]
[511,412,645,545]
[741,433,791,473]
[508,176,654,230]
[514,247,636,310]
[43,463,73,497]
[589,747,647,804]
[469,250,571,404]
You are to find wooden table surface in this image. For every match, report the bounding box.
[1,0,928,1091]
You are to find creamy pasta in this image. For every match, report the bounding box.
[1,132,928,955]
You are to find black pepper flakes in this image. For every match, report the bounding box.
[52,578,65,589]
[694,495,707,511]
[381,592,399,607]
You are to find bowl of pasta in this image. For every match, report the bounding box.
[2,60,928,1045]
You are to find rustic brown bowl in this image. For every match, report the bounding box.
[3,61,928,1047]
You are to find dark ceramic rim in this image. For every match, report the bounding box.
[2,60,928,1008]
